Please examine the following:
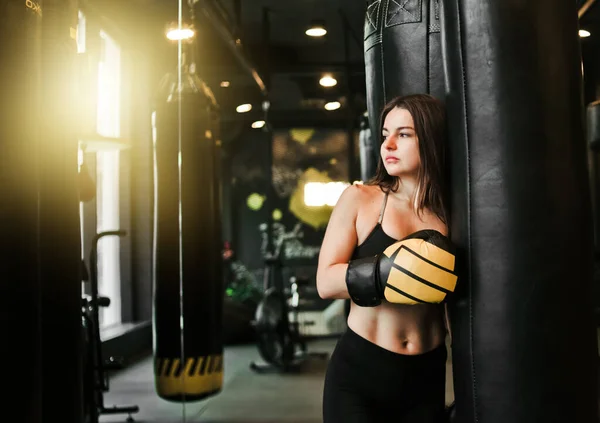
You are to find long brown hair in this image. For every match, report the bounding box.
[368,94,449,224]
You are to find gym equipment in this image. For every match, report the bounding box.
[358,111,378,182]
[152,53,224,401]
[81,230,139,423]
[587,101,600,324]
[364,0,443,146]
[441,0,598,421]
[588,101,600,152]
[250,242,328,373]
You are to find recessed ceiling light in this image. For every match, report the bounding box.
[320,75,337,87]
[306,21,327,37]
[252,120,265,129]
[580,29,591,38]
[324,101,341,111]
[220,81,230,88]
[236,103,252,113]
[166,28,195,41]
[306,27,327,37]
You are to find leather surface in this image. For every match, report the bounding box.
[441,1,599,422]
[346,255,383,307]
[153,73,224,401]
[380,230,458,304]
[588,101,600,151]
[359,112,378,182]
[588,102,600,249]
[364,0,444,146]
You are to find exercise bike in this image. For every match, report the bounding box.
[250,240,328,373]
[81,230,139,423]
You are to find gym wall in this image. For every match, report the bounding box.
[224,126,360,336]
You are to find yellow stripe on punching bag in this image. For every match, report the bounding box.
[155,355,224,398]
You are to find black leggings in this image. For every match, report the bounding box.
[323,328,447,423]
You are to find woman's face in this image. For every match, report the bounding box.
[381,107,420,177]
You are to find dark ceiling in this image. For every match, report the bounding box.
[87,0,368,127]
[89,0,600,127]
[191,0,369,124]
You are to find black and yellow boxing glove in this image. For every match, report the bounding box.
[345,230,458,306]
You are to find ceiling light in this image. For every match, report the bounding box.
[166,28,195,41]
[252,120,265,129]
[324,101,341,111]
[220,81,230,88]
[319,75,337,87]
[306,20,327,37]
[306,27,327,37]
[236,103,252,113]
[580,29,591,38]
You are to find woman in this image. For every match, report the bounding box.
[317,94,452,423]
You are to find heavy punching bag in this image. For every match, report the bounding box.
[358,111,378,182]
[588,101,600,153]
[587,101,600,314]
[39,2,84,422]
[588,101,600,250]
[441,1,598,422]
[152,57,224,402]
[364,0,443,147]
[0,1,43,421]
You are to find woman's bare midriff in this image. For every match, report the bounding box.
[347,301,446,355]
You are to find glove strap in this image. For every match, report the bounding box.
[346,255,383,307]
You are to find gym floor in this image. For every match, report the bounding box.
[100,336,455,423]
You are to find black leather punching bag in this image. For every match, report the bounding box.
[39,1,84,422]
[588,101,600,152]
[364,0,443,147]
[0,1,43,421]
[588,102,600,250]
[359,111,378,182]
[152,59,224,402]
[442,1,598,422]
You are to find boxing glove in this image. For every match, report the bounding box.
[346,229,458,306]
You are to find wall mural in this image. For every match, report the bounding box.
[228,127,351,289]
[270,127,349,260]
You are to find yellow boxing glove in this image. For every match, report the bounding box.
[378,229,458,304]
[346,229,458,306]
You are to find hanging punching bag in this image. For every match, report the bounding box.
[364,0,443,146]
[588,101,600,152]
[0,1,43,421]
[152,59,224,402]
[587,102,600,249]
[39,2,83,422]
[358,111,378,182]
[442,1,598,422]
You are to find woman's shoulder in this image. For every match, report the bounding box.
[338,182,381,205]
[333,183,383,222]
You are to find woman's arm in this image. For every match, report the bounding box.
[316,185,362,300]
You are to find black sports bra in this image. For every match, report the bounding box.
[351,192,398,260]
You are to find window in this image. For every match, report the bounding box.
[96,150,121,328]
[96,30,122,328]
[77,11,86,265]
[304,182,350,207]
[76,13,124,328]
